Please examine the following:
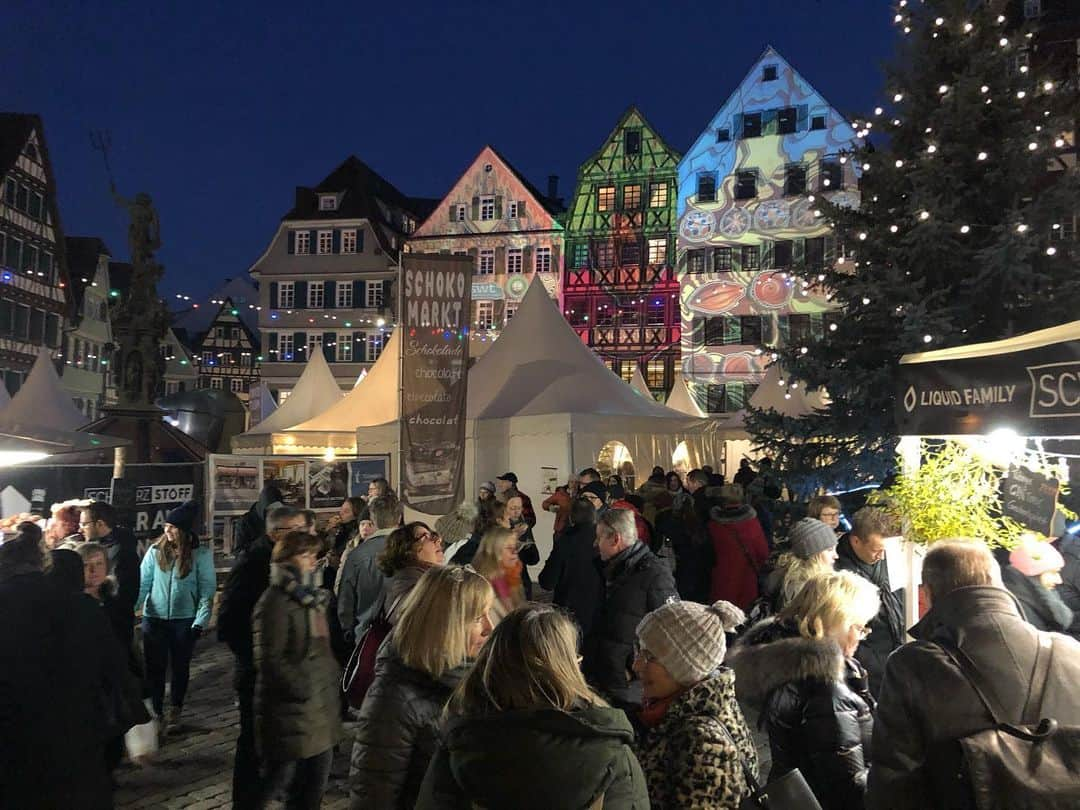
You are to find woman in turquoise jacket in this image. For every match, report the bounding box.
[137,500,216,734]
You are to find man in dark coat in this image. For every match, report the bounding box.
[233,484,284,554]
[582,507,677,712]
[539,498,604,637]
[835,507,904,696]
[79,500,140,650]
[866,541,1080,810]
[0,524,118,809]
[1055,529,1080,616]
[218,505,309,810]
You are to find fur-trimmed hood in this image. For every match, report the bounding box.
[709,503,757,525]
[725,619,844,707]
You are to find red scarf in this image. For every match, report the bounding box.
[639,688,687,729]
[492,559,524,606]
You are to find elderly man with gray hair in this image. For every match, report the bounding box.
[581,507,677,714]
[337,496,404,644]
[866,540,1080,810]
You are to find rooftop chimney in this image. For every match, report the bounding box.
[547,175,559,200]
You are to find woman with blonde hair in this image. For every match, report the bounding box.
[253,529,343,808]
[417,605,649,809]
[763,517,839,610]
[471,526,525,620]
[349,565,494,809]
[727,570,879,810]
[136,500,216,734]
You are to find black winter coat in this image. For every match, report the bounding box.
[101,527,139,650]
[866,586,1080,810]
[538,520,604,638]
[348,642,468,809]
[0,571,123,809]
[835,535,905,696]
[1057,533,1080,616]
[582,542,677,708]
[1001,564,1077,637]
[729,619,875,810]
[655,506,711,604]
[235,485,284,554]
[217,535,272,688]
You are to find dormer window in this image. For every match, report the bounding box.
[319,194,338,211]
[763,65,778,81]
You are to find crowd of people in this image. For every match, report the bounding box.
[2,459,1080,808]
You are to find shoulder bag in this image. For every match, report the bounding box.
[342,594,403,710]
[715,718,822,810]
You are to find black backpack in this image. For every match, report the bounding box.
[940,635,1080,809]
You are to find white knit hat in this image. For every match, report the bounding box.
[635,600,745,686]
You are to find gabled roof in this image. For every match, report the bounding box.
[282,155,428,257]
[487,145,565,216]
[0,349,88,431]
[191,295,260,352]
[579,105,683,176]
[64,236,111,313]
[172,275,260,336]
[0,113,38,179]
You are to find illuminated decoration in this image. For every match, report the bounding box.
[407,145,564,355]
[676,47,861,412]
[563,107,682,394]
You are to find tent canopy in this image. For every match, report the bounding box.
[0,350,88,431]
[665,370,707,418]
[237,349,343,436]
[749,362,828,418]
[629,366,652,398]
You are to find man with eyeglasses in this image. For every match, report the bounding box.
[836,506,905,697]
[582,507,677,714]
[218,505,309,810]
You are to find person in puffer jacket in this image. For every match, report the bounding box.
[253,530,343,808]
[727,571,880,810]
[634,599,759,809]
[136,500,216,734]
[348,566,494,809]
[417,604,650,809]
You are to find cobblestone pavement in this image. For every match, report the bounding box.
[115,637,354,809]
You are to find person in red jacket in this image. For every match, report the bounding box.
[706,484,769,610]
[541,484,574,539]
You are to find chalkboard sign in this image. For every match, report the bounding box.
[110,477,138,529]
[1001,465,1060,535]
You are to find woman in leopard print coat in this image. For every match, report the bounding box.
[633,599,758,809]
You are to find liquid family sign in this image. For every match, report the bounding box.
[399,254,472,513]
[897,323,1080,437]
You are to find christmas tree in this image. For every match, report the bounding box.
[747,0,1080,494]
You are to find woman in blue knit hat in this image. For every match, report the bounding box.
[136,500,217,737]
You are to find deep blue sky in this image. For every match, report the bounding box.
[3,0,895,302]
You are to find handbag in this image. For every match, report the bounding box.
[714,719,822,810]
[939,635,1080,809]
[342,595,402,709]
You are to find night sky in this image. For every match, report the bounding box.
[3,0,895,302]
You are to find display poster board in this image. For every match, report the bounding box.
[399,254,471,514]
[308,461,350,509]
[262,458,307,507]
[1001,465,1060,535]
[541,467,559,495]
[349,458,390,497]
[0,463,202,540]
[209,456,260,513]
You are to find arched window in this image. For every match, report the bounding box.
[597,441,636,491]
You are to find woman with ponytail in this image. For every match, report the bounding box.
[633,599,759,809]
[136,500,216,735]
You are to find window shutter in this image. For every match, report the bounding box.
[467,247,478,258]
[824,234,837,265]
[295,281,307,308]
[325,280,336,308]
[551,244,561,274]
[323,333,335,363]
[495,246,506,273]
[760,241,774,271]
[269,282,279,309]
[354,332,365,357]
[724,316,741,345]
[287,232,295,255]
[357,230,365,253]
[332,230,341,253]
[471,197,480,220]
[762,109,777,136]
[797,105,809,132]
[449,204,456,222]
[268,333,278,354]
[777,315,790,344]
[793,238,806,267]
[494,196,503,218]
[309,230,318,250]
[732,114,744,139]
[382,279,391,309]
[293,332,305,361]
[523,245,533,272]
[354,280,365,305]
[518,200,527,219]
[810,312,824,340]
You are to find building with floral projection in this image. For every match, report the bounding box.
[676,47,861,412]
[563,107,682,398]
[406,146,564,355]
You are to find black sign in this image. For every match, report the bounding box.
[1001,465,1059,535]
[399,254,472,514]
[896,334,1080,436]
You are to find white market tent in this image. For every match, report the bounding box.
[749,361,829,418]
[665,370,707,418]
[629,365,652,398]
[232,349,343,441]
[0,349,89,431]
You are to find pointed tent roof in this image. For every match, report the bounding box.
[665,371,707,417]
[239,350,343,435]
[629,366,652,398]
[254,385,277,426]
[467,280,700,420]
[0,350,88,431]
[288,329,401,431]
[749,362,828,418]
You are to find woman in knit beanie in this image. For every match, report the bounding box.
[764,517,839,611]
[632,600,760,809]
[1002,538,1078,638]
